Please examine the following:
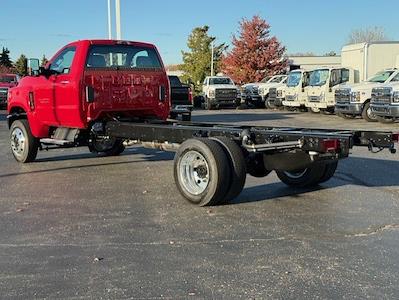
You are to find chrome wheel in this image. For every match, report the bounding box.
[10,127,26,158]
[367,107,376,120]
[179,150,210,195]
[283,169,308,179]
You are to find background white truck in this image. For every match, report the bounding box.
[335,42,399,121]
[202,76,240,110]
[306,67,353,113]
[258,75,287,107]
[282,69,312,110]
[371,83,399,123]
[335,69,399,121]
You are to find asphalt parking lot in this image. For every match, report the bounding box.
[0,108,398,299]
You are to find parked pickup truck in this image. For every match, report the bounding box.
[258,75,287,107]
[0,73,19,108]
[168,75,192,121]
[6,39,398,207]
[335,69,399,122]
[371,83,399,123]
[202,76,240,110]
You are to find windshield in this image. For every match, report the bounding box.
[209,77,233,85]
[0,75,17,83]
[367,71,395,83]
[287,72,302,87]
[260,76,271,83]
[309,69,329,86]
[269,76,285,83]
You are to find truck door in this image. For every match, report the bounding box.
[32,76,57,126]
[49,46,81,127]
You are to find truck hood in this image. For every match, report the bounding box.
[0,82,17,89]
[375,82,399,91]
[341,81,383,92]
[209,84,237,90]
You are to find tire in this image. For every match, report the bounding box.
[10,119,39,163]
[376,115,395,124]
[309,107,320,113]
[182,114,191,122]
[275,163,326,188]
[247,154,272,178]
[361,102,378,122]
[337,112,355,119]
[169,112,178,120]
[174,138,230,206]
[205,97,215,110]
[89,137,125,156]
[265,97,276,109]
[320,108,334,115]
[317,161,338,184]
[211,137,247,203]
[235,98,242,108]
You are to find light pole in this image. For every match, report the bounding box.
[107,0,112,39]
[210,41,214,76]
[115,0,122,40]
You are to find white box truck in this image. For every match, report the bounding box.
[282,69,312,110]
[335,42,399,121]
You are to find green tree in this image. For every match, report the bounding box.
[14,54,28,76]
[181,26,226,93]
[41,54,49,66]
[0,47,13,68]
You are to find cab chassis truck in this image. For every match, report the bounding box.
[7,40,399,207]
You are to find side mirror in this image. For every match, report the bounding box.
[27,58,40,76]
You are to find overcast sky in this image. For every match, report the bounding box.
[1,0,398,64]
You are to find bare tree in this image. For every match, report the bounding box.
[347,26,389,44]
[288,52,316,57]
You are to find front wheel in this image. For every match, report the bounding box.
[361,102,378,122]
[309,107,320,113]
[10,119,39,163]
[337,112,355,119]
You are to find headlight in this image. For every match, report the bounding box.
[393,91,399,103]
[277,90,283,97]
[209,90,215,98]
[350,91,361,102]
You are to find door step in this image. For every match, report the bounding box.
[40,127,80,146]
[40,138,74,146]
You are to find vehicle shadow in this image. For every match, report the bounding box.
[192,112,295,123]
[0,147,174,179]
[229,156,399,205]
[34,147,174,163]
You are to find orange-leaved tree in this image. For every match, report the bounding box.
[222,15,288,84]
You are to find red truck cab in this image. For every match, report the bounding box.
[0,73,19,108]
[8,40,170,136]
[7,40,170,162]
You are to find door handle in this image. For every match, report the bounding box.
[60,80,70,85]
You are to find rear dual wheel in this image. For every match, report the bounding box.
[89,136,125,156]
[276,161,338,188]
[174,138,246,206]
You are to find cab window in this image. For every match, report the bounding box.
[86,45,162,69]
[49,47,76,74]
